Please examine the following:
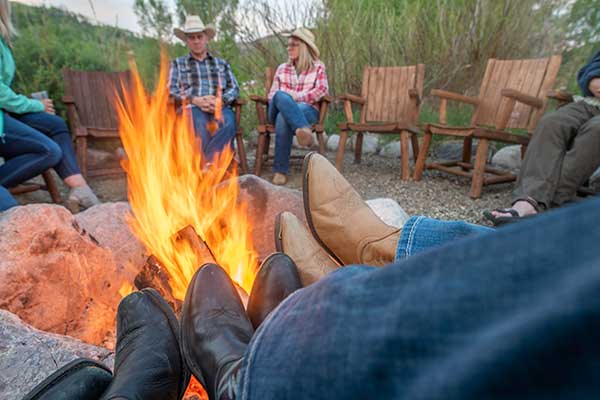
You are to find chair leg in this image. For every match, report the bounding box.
[264,134,271,162]
[410,132,420,161]
[235,130,249,174]
[316,131,326,155]
[354,133,363,164]
[76,136,88,178]
[42,170,62,204]
[413,131,432,181]
[336,130,349,171]
[400,131,410,182]
[520,144,528,159]
[254,133,267,176]
[469,138,489,199]
[461,137,473,170]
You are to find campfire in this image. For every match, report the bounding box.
[115,55,259,398]
[116,54,259,300]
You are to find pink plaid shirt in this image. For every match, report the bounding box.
[267,61,329,108]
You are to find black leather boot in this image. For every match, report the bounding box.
[22,358,112,400]
[180,263,254,400]
[247,252,302,329]
[100,288,190,400]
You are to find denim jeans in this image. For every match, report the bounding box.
[0,112,79,188]
[395,216,493,260]
[0,185,17,211]
[239,198,600,399]
[191,106,236,163]
[268,91,318,174]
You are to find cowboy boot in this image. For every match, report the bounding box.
[100,289,190,400]
[246,252,302,329]
[302,152,400,266]
[180,263,254,400]
[274,211,341,286]
[22,358,112,400]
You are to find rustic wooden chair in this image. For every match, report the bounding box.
[249,68,332,176]
[63,69,249,177]
[413,56,562,198]
[62,69,133,178]
[337,65,425,181]
[8,170,61,203]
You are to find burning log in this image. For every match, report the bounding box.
[135,255,183,314]
[134,225,218,314]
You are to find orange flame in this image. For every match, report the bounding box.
[116,52,258,298]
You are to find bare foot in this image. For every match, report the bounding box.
[491,200,538,218]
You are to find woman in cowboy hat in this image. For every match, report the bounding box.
[169,15,240,163]
[267,27,329,185]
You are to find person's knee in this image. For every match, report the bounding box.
[273,90,292,104]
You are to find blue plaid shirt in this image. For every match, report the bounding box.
[168,52,240,107]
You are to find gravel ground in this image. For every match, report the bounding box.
[14,149,513,226]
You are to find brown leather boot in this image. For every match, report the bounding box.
[275,211,341,285]
[302,152,400,266]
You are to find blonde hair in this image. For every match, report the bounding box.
[0,0,16,44]
[292,40,317,73]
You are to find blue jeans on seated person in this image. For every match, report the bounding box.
[0,185,17,211]
[238,198,600,399]
[191,106,236,163]
[268,91,318,174]
[0,112,80,189]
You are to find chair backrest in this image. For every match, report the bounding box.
[63,69,133,129]
[361,65,425,124]
[473,56,562,130]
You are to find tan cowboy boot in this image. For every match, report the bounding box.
[302,152,400,266]
[275,211,341,286]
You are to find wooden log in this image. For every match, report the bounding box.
[135,255,183,315]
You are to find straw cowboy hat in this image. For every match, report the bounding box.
[284,27,320,58]
[174,15,216,41]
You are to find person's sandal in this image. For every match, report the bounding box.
[483,197,540,227]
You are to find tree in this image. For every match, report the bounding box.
[133,0,173,42]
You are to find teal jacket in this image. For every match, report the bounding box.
[0,38,44,142]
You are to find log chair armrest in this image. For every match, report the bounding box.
[317,96,332,125]
[501,89,544,109]
[249,95,268,104]
[408,88,421,106]
[338,93,366,105]
[546,89,574,105]
[63,101,87,137]
[232,98,247,106]
[430,89,479,105]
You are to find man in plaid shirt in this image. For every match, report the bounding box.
[169,16,240,162]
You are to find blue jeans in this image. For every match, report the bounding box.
[0,185,17,211]
[0,112,80,188]
[239,198,600,399]
[268,91,318,174]
[191,106,236,163]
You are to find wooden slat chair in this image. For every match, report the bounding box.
[337,65,425,181]
[63,69,249,177]
[413,56,562,198]
[249,68,332,176]
[62,69,133,178]
[8,170,61,203]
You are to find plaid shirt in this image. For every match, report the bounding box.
[267,61,328,108]
[168,52,239,107]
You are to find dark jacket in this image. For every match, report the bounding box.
[577,50,600,97]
